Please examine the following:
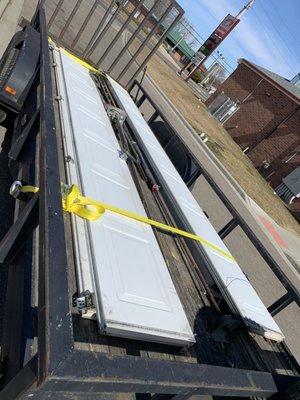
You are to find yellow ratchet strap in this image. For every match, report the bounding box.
[19,183,235,263]
[19,185,39,194]
[48,37,99,73]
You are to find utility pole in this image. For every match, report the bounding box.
[180,0,255,82]
[236,0,255,19]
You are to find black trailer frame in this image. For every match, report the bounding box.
[128,79,300,320]
[0,6,299,400]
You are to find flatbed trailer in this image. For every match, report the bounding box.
[0,5,299,400]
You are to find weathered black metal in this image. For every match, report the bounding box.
[136,93,147,108]
[151,394,196,400]
[27,350,280,397]
[268,292,294,316]
[8,108,40,161]
[0,193,38,263]
[186,169,202,188]
[0,7,299,400]
[0,356,37,400]
[37,7,74,384]
[0,25,40,112]
[218,218,239,239]
[148,110,159,125]
[128,80,300,316]
[0,20,41,386]
[119,2,179,86]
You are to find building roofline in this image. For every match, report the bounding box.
[238,59,300,104]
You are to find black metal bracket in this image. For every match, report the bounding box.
[268,292,294,316]
[0,7,299,399]
[0,355,37,400]
[218,218,239,239]
[0,193,39,264]
[9,108,40,161]
[0,25,40,112]
[128,79,300,318]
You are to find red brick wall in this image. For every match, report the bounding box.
[206,62,300,190]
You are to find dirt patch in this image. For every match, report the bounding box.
[147,54,300,236]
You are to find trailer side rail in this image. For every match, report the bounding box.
[0,7,298,400]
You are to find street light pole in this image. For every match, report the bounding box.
[182,0,255,82]
[236,0,255,19]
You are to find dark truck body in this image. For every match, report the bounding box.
[0,5,299,400]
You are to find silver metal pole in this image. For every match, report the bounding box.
[83,0,119,58]
[125,8,184,87]
[71,0,98,48]
[169,34,185,53]
[96,0,147,67]
[58,0,81,40]
[184,56,206,81]
[47,0,64,29]
[179,60,192,75]
[106,0,160,73]
[117,2,177,83]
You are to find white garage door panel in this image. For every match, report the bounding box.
[108,76,284,342]
[58,51,195,345]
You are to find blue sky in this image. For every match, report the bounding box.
[176,0,300,79]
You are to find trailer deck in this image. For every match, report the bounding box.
[57,64,296,376]
[0,5,299,399]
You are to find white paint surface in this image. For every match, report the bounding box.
[108,76,285,342]
[55,49,195,345]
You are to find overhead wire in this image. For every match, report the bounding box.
[267,0,300,46]
[258,0,299,64]
[252,7,295,76]
[180,0,299,77]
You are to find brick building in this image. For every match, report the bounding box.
[206,59,300,190]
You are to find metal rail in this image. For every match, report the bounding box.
[42,0,184,86]
[128,79,300,319]
[0,7,299,400]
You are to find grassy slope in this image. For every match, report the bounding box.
[147,54,300,235]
